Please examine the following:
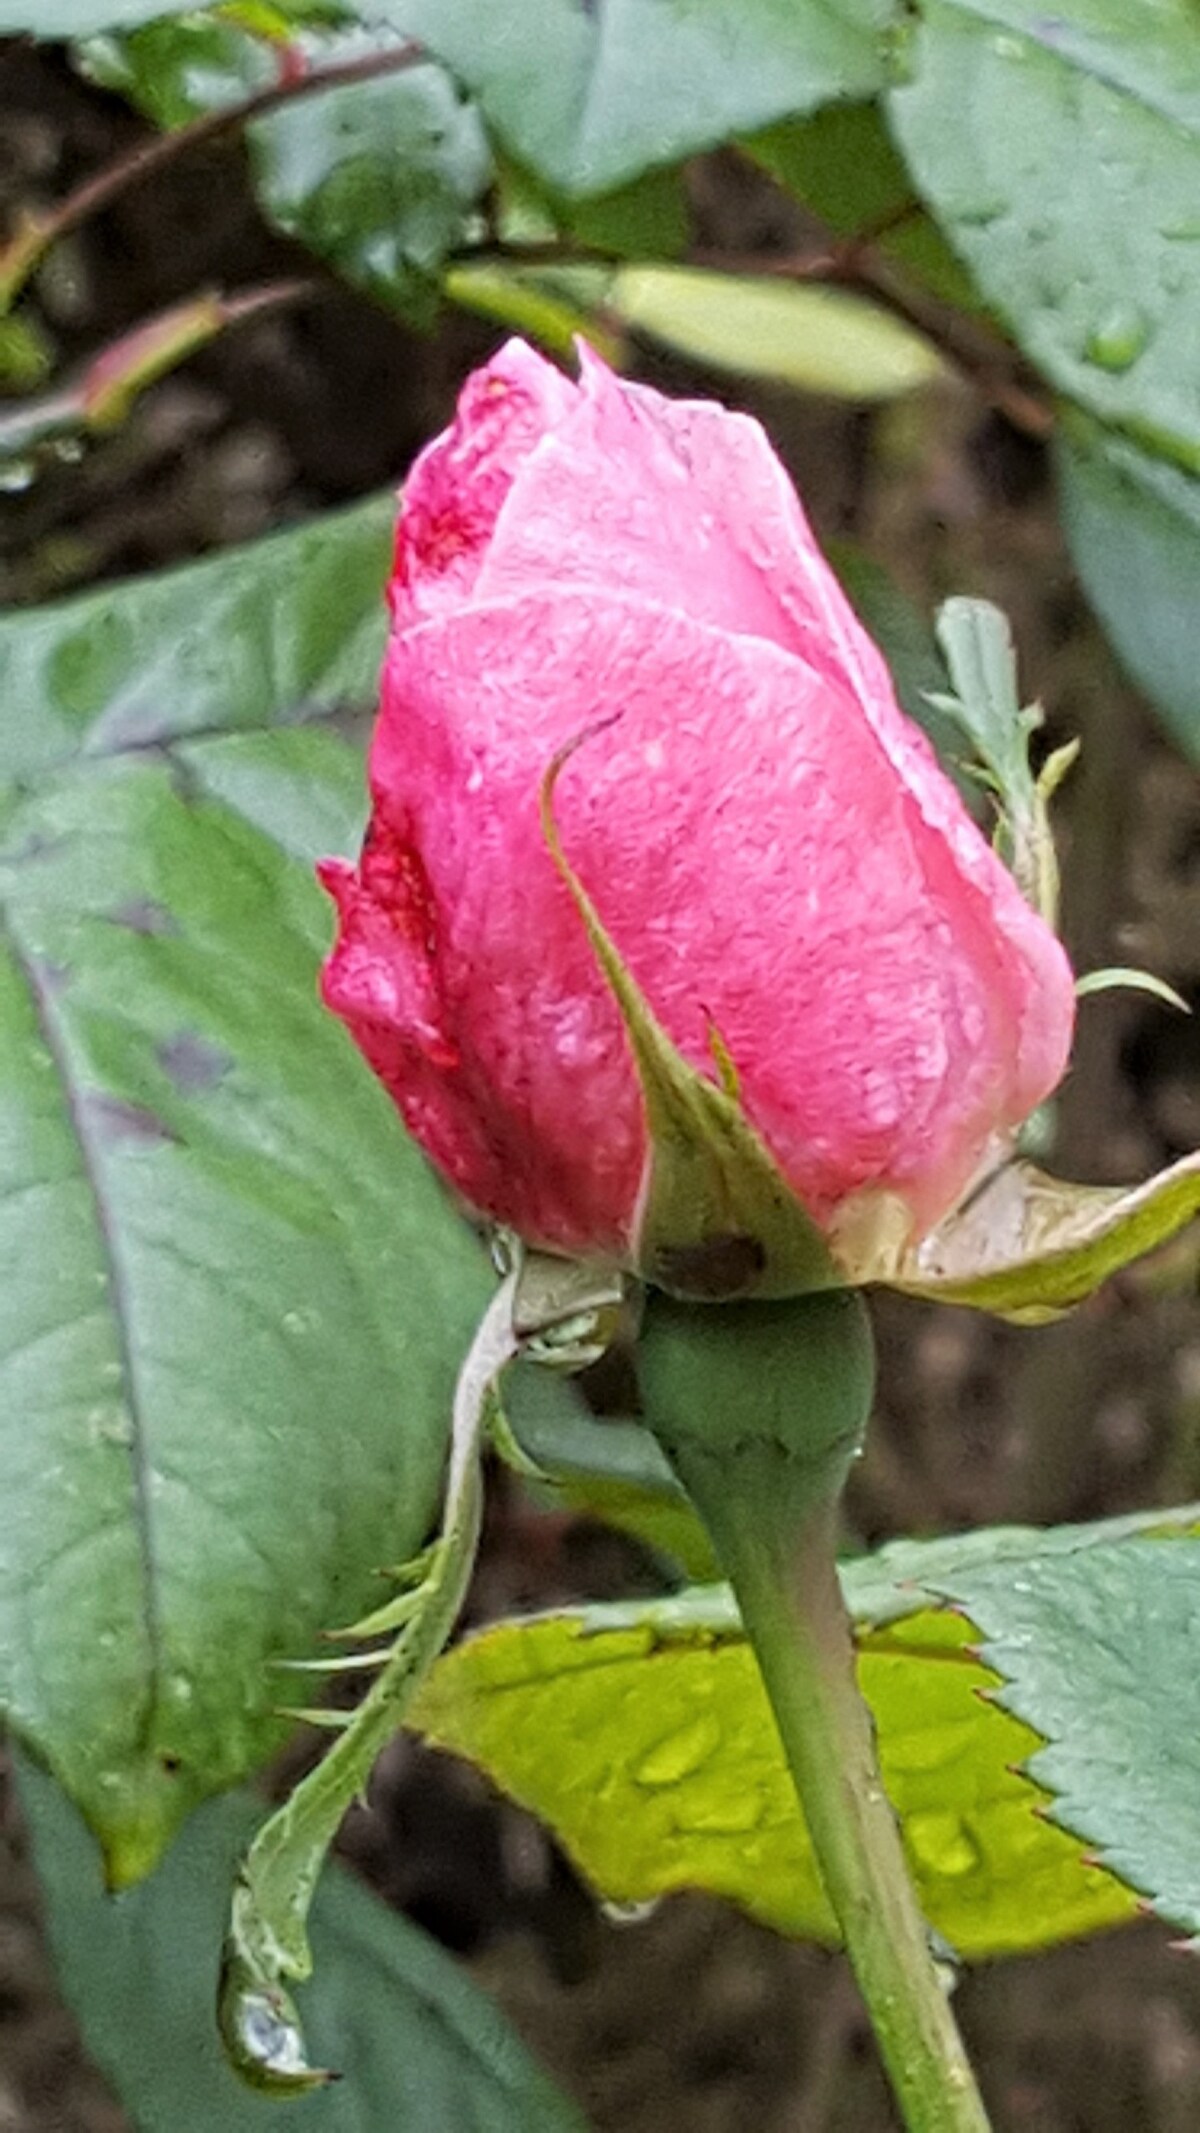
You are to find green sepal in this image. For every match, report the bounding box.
[539,735,839,1301]
[1076,966,1189,1014]
[888,1151,1200,1322]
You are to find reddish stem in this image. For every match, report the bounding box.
[0,40,424,312]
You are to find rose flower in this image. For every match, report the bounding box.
[320,340,1074,1284]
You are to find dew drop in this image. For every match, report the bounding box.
[905,1811,983,1879]
[600,1897,662,1927]
[1083,306,1149,373]
[673,1789,763,1836]
[953,200,1005,230]
[88,1403,134,1448]
[632,1713,721,1788]
[0,459,35,495]
[929,1927,963,1995]
[886,1723,966,1777]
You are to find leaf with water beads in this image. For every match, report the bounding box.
[409,1505,1200,1956]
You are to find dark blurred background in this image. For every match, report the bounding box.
[5,37,1200,2133]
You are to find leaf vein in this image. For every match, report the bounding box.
[0,913,162,1747]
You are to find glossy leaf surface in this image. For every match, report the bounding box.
[2,0,209,27]
[248,48,491,319]
[0,489,393,784]
[413,1509,1200,1956]
[611,267,942,400]
[0,508,487,1883]
[937,1538,1200,1938]
[363,0,896,197]
[889,0,1200,471]
[1057,416,1200,760]
[80,22,491,322]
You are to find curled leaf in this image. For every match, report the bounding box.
[889,1152,1200,1322]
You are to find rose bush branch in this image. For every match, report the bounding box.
[0,39,423,314]
[0,280,314,464]
[638,1292,991,2133]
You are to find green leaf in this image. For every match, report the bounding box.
[1056,414,1200,760]
[78,15,277,128]
[0,506,489,1884]
[413,1508,1200,1956]
[888,0,1200,473]
[0,489,393,784]
[248,44,492,321]
[81,23,492,321]
[18,1759,585,2131]
[6,0,338,32]
[927,595,1068,921]
[444,263,621,366]
[610,266,943,400]
[362,0,897,198]
[495,156,690,262]
[2,0,207,28]
[749,103,978,310]
[501,1361,721,1581]
[935,1539,1200,1938]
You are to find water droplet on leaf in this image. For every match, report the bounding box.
[633,1713,721,1787]
[1083,306,1149,372]
[600,1896,662,1927]
[906,1811,983,1879]
[673,1789,764,1836]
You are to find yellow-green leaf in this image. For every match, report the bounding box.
[412,1533,1150,1958]
[612,267,943,400]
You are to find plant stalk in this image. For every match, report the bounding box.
[692,1466,991,2133]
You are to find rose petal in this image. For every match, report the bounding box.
[390,338,576,632]
[342,587,1073,1252]
[478,345,1067,1111]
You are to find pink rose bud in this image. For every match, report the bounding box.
[320,339,1074,1272]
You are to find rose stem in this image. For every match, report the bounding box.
[640,1293,990,2133]
[682,1464,991,2133]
